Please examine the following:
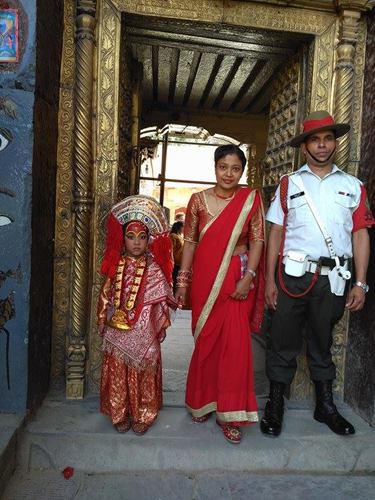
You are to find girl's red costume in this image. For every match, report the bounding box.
[98,195,177,427]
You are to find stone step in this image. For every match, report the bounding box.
[0,414,24,498]
[16,398,375,475]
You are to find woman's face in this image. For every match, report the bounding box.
[215,153,243,191]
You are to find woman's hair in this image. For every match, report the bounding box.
[171,221,184,234]
[214,145,247,170]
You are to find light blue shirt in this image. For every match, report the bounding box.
[266,164,362,260]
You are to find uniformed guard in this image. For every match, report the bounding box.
[261,110,375,437]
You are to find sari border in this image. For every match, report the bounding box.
[194,190,257,342]
[186,403,258,423]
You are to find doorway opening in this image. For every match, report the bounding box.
[138,124,251,223]
[124,15,312,401]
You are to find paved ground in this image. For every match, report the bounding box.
[162,310,268,399]
[3,469,375,500]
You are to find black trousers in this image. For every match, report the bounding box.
[266,265,349,384]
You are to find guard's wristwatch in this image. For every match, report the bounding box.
[354,281,369,293]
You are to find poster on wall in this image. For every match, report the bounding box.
[0,10,18,63]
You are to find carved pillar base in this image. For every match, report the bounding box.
[66,341,87,399]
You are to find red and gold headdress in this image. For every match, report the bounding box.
[100,195,173,285]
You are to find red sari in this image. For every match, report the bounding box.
[185,188,265,425]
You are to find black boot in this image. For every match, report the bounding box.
[313,380,355,436]
[260,381,285,437]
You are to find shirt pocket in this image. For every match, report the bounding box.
[333,192,357,226]
[287,195,309,227]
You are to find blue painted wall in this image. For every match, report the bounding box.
[0,0,36,413]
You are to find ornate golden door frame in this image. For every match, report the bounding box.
[52,0,370,398]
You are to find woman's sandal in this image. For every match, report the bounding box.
[115,419,131,433]
[216,418,242,444]
[192,413,211,424]
[132,422,149,436]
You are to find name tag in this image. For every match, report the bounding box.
[337,191,355,198]
[290,191,305,200]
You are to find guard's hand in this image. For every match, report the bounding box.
[97,323,105,337]
[230,275,254,301]
[158,329,166,343]
[346,286,365,311]
[265,280,278,310]
[175,287,187,309]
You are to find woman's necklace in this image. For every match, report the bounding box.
[213,186,236,215]
[214,185,236,201]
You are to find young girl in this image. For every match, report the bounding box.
[98,195,177,435]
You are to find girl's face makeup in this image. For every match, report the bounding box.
[124,222,148,258]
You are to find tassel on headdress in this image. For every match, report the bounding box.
[149,232,174,286]
[100,213,123,279]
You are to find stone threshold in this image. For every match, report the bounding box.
[15,396,375,475]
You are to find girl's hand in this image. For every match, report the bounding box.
[230,275,255,301]
[158,329,166,343]
[175,287,188,309]
[98,323,105,337]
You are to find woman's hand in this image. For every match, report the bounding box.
[175,287,188,309]
[97,323,105,337]
[230,274,255,301]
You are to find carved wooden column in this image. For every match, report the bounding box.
[66,0,96,399]
[334,9,360,171]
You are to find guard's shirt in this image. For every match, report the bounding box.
[266,164,375,261]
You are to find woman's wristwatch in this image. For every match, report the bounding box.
[354,281,369,293]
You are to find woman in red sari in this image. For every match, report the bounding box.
[175,145,265,444]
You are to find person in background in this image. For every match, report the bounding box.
[175,212,185,222]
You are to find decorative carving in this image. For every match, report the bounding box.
[311,23,336,112]
[66,342,87,399]
[347,18,367,177]
[334,10,360,172]
[51,0,76,390]
[247,144,263,190]
[262,53,305,204]
[67,0,96,399]
[224,1,335,35]
[112,0,223,22]
[89,0,122,393]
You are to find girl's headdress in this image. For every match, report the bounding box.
[100,195,173,284]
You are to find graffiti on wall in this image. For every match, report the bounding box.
[0,93,18,390]
[0,9,19,62]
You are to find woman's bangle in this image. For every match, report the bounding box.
[246,269,256,278]
[176,269,192,288]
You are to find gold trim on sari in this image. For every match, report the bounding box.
[194,190,256,342]
[185,402,258,423]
